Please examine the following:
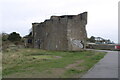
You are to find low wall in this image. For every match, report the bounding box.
[87,44,116,50]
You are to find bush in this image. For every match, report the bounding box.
[8,32,21,42]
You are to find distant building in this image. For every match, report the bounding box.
[95,37,114,44]
[31,12,87,51]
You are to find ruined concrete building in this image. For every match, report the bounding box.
[32,12,87,51]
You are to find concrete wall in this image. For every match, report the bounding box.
[32,17,68,50]
[87,44,116,50]
[32,12,87,51]
[67,12,87,51]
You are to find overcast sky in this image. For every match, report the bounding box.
[0,0,119,43]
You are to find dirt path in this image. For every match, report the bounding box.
[65,60,84,69]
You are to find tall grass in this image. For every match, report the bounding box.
[2,48,106,78]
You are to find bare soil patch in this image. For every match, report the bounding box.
[65,60,84,69]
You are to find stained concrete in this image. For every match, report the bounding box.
[32,12,87,51]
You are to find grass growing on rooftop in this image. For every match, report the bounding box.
[2,48,106,78]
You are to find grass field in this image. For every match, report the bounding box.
[2,48,106,78]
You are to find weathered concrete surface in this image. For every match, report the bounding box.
[32,12,87,51]
[82,51,118,78]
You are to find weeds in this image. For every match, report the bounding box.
[2,48,106,78]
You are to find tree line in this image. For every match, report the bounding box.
[2,32,25,46]
[87,36,114,44]
[2,32,22,42]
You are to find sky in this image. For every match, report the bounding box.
[0,0,119,43]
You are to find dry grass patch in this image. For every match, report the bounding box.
[2,48,106,78]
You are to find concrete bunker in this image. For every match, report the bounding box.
[32,12,87,51]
